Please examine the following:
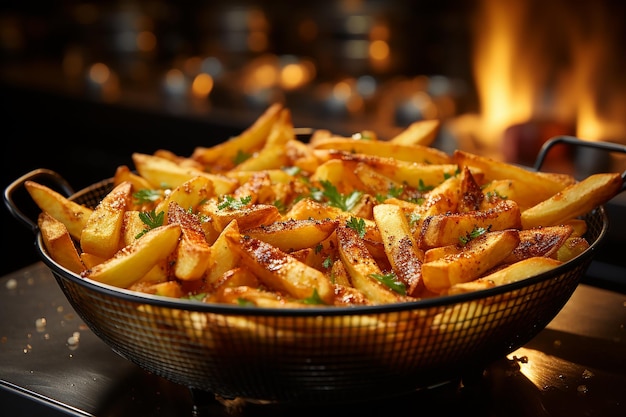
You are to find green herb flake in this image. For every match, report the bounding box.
[133,189,161,204]
[317,180,363,211]
[217,195,252,210]
[135,209,165,239]
[302,289,325,305]
[459,225,491,245]
[370,272,406,295]
[346,216,366,238]
[233,149,252,165]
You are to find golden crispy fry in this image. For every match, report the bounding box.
[311,136,451,164]
[521,172,623,229]
[226,232,335,304]
[38,212,85,274]
[421,229,520,293]
[82,224,181,288]
[132,152,238,195]
[556,237,590,262]
[373,204,425,297]
[113,165,154,191]
[199,198,281,233]
[168,202,211,280]
[80,181,132,259]
[447,257,563,295]
[388,119,440,147]
[204,220,241,285]
[418,199,521,249]
[25,181,93,240]
[504,225,573,263]
[336,224,404,304]
[454,150,575,206]
[191,102,283,170]
[244,218,338,252]
[154,175,215,220]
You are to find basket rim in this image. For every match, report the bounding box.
[35,194,608,317]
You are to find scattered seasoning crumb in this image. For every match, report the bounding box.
[577,384,588,394]
[582,369,594,379]
[35,317,47,332]
[5,278,17,290]
[67,332,81,350]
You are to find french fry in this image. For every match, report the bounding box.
[226,232,335,305]
[243,218,338,252]
[204,220,241,285]
[132,152,238,195]
[521,172,623,229]
[373,204,425,297]
[311,136,451,164]
[82,224,181,288]
[154,175,215,221]
[25,181,93,240]
[454,150,575,206]
[447,257,563,295]
[191,102,283,170]
[388,119,440,147]
[421,229,520,293]
[556,237,590,262]
[80,181,132,259]
[168,202,211,280]
[336,224,404,304]
[38,212,85,274]
[418,199,521,249]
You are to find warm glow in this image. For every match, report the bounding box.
[136,31,156,52]
[191,73,214,98]
[280,63,306,90]
[472,0,536,147]
[88,63,110,84]
[369,40,389,61]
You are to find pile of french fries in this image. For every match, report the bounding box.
[26,103,623,307]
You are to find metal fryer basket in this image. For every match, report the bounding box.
[32,176,606,403]
[5,135,623,404]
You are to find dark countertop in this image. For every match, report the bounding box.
[0,262,624,417]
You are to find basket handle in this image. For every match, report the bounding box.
[533,135,626,192]
[3,169,75,235]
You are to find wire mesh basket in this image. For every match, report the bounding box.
[4,135,623,404]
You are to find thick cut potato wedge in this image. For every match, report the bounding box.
[388,119,440,147]
[199,198,281,232]
[80,181,132,259]
[373,204,424,297]
[418,199,521,249]
[453,150,575,206]
[311,136,451,164]
[504,225,574,263]
[421,229,520,293]
[204,220,241,285]
[556,237,590,262]
[244,218,339,252]
[132,152,238,195]
[82,224,182,288]
[336,225,403,304]
[38,212,85,274]
[154,175,215,220]
[521,172,623,229]
[191,102,283,170]
[168,202,211,280]
[447,257,563,295]
[25,181,93,241]
[226,233,335,304]
[113,165,154,191]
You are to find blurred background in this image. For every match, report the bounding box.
[2,0,626,281]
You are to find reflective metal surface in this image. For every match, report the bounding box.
[1,262,624,417]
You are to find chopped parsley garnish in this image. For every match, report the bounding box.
[459,225,491,245]
[282,165,302,176]
[217,195,252,210]
[370,272,406,295]
[236,298,256,307]
[136,209,165,238]
[409,212,422,226]
[233,149,252,165]
[133,189,161,204]
[322,255,333,269]
[346,216,366,238]
[302,289,325,305]
[314,180,363,211]
[417,179,434,192]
